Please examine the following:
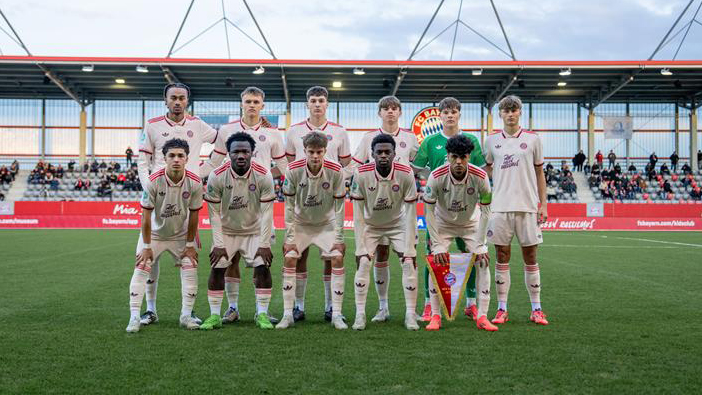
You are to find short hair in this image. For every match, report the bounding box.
[438,97,461,112]
[162,138,190,156]
[371,133,396,152]
[445,135,474,157]
[302,131,328,149]
[240,86,265,100]
[499,95,523,111]
[226,132,256,153]
[163,83,191,100]
[306,86,328,100]
[378,95,402,111]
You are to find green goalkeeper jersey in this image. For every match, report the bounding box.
[412,132,485,171]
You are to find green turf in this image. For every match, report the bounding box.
[1,230,701,394]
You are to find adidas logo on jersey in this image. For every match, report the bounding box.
[158,191,166,196]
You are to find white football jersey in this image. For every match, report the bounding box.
[423,163,491,227]
[140,168,204,241]
[285,119,351,162]
[484,128,544,213]
[214,119,286,170]
[138,114,218,186]
[282,158,345,226]
[352,128,419,166]
[349,162,417,228]
[204,161,275,235]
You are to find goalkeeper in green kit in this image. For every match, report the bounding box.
[411,97,486,322]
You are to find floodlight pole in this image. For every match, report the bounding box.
[408,0,446,60]
[649,0,695,60]
[490,0,516,60]
[167,0,195,57]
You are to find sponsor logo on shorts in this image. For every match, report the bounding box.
[182,191,190,199]
[443,272,456,286]
[249,184,256,191]
[187,130,194,138]
[520,143,527,150]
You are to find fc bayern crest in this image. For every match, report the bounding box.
[467,187,475,195]
[248,184,257,191]
[520,143,527,150]
[411,106,443,144]
[322,182,330,189]
[182,191,190,199]
[258,135,266,142]
[326,134,333,141]
[392,184,400,192]
[399,141,407,148]
[187,130,194,138]
[443,272,456,286]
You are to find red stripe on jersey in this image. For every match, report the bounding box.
[149,169,165,181]
[523,130,537,134]
[139,149,153,155]
[214,163,229,175]
[211,130,219,144]
[328,121,343,128]
[535,162,544,167]
[148,116,165,123]
[323,160,341,172]
[189,205,203,211]
[140,204,154,210]
[431,165,449,178]
[272,153,286,159]
[394,163,411,173]
[468,164,487,179]
[260,197,276,203]
[338,153,351,159]
[288,158,306,170]
[203,196,221,204]
[251,162,268,175]
[352,157,364,164]
[358,165,375,173]
[185,171,202,183]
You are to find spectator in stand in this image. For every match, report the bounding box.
[591,162,600,176]
[82,162,89,173]
[646,163,657,181]
[663,179,673,194]
[607,150,616,169]
[573,150,586,172]
[98,161,107,173]
[649,152,658,170]
[670,151,679,173]
[682,173,694,188]
[583,160,591,174]
[10,160,19,180]
[125,147,134,167]
[0,190,4,201]
[46,172,59,191]
[90,160,99,174]
[691,187,702,201]
[113,161,121,172]
[628,163,637,173]
[67,160,76,172]
[546,184,558,202]
[681,162,692,175]
[698,150,702,170]
[637,177,647,191]
[613,162,622,175]
[0,166,11,185]
[97,179,112,198]
[595,150,604,169]
[55,164,64,179]
[660,162,670,175]
[117,173,126,185]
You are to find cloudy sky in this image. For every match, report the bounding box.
[0,0,700,60]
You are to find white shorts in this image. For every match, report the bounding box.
[430,221,481,254]
[136,237,187,266]
[356,226,406,258]
[213,234,265,268]
[286,222,342,259]
[487,212,543,247]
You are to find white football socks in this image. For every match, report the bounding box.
[295,271,307,311]
[401,259,418,316]
[255,288,272,315]
[129,265,150,319]
[224,277,240,311]
[524,263,541,311]
[331,267,345,317]
[145,261,159,313]
[475,262,491,318]
[495,262,511,311]
[323,274,332,311]
[374,260,390,310]
[354,256,371,314]
[282,267,296,316]
[208,290,224,316]
[428,282,441,316]
[179,258,198,317]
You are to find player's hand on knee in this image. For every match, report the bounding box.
[209,247,228,268]
[136,248,153,268]
[283,243,298,256]
[475,253,490,268]
[182,246,199,267]
[256,247,273,267]
[332,243,346,256]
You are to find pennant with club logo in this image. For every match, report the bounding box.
[427,253,474,321]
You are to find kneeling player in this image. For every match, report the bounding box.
[422,135,497,332]
[200,132,276,330]
[278,132,347,330]
[350,134,419,331]
[126,138,203,332]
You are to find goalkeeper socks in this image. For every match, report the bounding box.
[475,263,491,318]
[331,267,345,317]
[295,271,307,311]
[225,277,240,311]
[524,263,541,309]
[323,274,332,311]
[145,261,159,313]
[495,262,511,310]
[282,267,296,316]
[401,259,418,316]
[373,260,390,310]
[208,290,224,316]
[129,265,150,319]
[255,288,272,315]
[354,256,371,314]
[179,259,198,317]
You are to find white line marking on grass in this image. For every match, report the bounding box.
[540,244,677,249]
[609,236,702,248]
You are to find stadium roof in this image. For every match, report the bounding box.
[1,56,701,106]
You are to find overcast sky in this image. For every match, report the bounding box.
[0,0,700,60]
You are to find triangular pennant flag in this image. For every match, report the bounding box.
[427,253,474,321]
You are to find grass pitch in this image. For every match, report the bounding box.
[1,229,701,394]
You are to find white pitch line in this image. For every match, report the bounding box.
[609,236,702,248]
[540,244,677,249]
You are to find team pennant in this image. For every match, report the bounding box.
[427,253,474,321]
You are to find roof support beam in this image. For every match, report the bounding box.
[649,0,695,60]
[487,72,519,108]
[390,68,407,96]
[592,71,640,107]
[489,0,516,60]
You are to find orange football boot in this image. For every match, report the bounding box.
[491,309,509,324]
[530,310,549,325]
[476,315,498,331]
[425,315,441,331]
